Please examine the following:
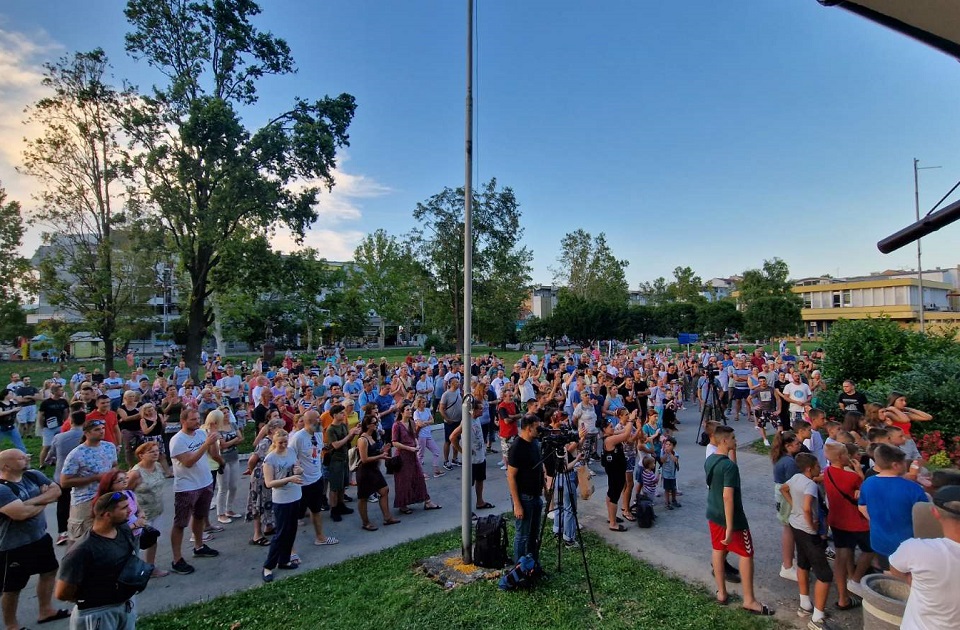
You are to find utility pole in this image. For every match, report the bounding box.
[460,0,474,563]
[914,159,941,334]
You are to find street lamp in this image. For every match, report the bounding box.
[914,158,941,333]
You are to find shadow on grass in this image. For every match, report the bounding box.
[139,528,775,630]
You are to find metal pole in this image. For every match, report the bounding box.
[461,0,474,563]
[915,158,924,333]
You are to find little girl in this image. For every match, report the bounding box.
[639,456,660,501]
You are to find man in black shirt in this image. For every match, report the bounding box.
[56,492,144,629]
[838,380,869,414]
[507,414,545,562]
[38,385,70,467]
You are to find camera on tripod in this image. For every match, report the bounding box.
[536,426,579,450]
[704,364,719,379]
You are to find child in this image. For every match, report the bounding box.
[640,455,659,501]
[823,420,842,446]
[660,437,680,509]
[781,453,833,626]
[793,423,813,457]
[822,442,871,607]
[805,409,827,468]
[886,426,923,480]
[857,444,929,570]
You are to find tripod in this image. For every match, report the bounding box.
[694,370,727,444]
[537,446,597,607]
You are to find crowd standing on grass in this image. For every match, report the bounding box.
[0,339,957,628]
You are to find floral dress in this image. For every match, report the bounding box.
[245,437,275,530]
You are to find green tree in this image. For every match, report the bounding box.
[518,316,549,345]
[624,305,658,341]
[548,291,626,346]
[20,50,150,369]
[655,302,699,338]
[349,230,422,347]
[738,258,794,302]
[324,288,368,342]
[411,178,532,351]
[0,187,33,343]
[698,300,743,337]
[552,230,629,305]
[122,0,356,375]
[738,258,802,341]
[667,266,706,304]
[638,277,671,306]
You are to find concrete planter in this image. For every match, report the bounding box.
[861,574,910,630]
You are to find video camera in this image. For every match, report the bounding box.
[536,425,579,450]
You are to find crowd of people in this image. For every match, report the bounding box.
[0,339,956,629]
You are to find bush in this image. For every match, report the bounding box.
[421,333,454,354]
[864,356,960,439]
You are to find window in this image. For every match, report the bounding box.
[842,290,851,307]
[802,293,812,309]
[832,291,841,308]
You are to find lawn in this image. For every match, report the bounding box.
[139,528,774,630]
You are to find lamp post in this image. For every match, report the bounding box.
[460,0,474,563]
[914,159,941,333]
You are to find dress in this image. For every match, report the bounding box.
[131,463,165,521]
[392,420,429,508]
[245,438,275,530]
[357,434,387,500]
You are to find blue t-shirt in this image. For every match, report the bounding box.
[858,475,928,556]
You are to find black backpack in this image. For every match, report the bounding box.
[473,515,510,568]
[632,495,656,528]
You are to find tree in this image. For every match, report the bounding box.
[0,187,33,344]
[667,266,706,304]
[738,258,802,340]
[411,178,532,351]
[552,230,629,305]
[349,230,422,348]
[122,0,356,375]
[548,291,626,346]
[518,316,549,345]
[655,303,699,338]
[624,305,658,341]
[698,300,743,337]
[20,50,151,368]
[637,277,671,306]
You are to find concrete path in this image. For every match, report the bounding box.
[21,406,863,629]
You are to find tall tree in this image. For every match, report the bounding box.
[0,187,33,343]
[349,230,422,348]
[122,0,356,375]
[552,230,629,305]
[20,50,149,368]
[637,277,671,306]
[411,178,532,351]
[738,258,794,302]
[739,258,802,340]
[548,291,626,346]
[698,300,743,337]
[667,266,706,304]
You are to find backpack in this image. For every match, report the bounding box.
[632,495,656,528]
[473,515,510,569]
[498,553,544,591]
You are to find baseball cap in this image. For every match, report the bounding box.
[933,485,960,516]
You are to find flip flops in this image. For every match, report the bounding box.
[248,537,270,546]
[384,518,401,525]
[399,507,414,514]
[38,609,70,624]
[424,503,442,510]
[361,523,379,531]
[621,511,636,522]
[743,604,775,616]
[476,502,495,509]
[609,524,627,532]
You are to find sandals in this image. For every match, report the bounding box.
[621,511,636,522]
[314,536,339,545]
[361,523,379,531]
[278,562,299,570]
[399,507,414,515]
[424,503,442,510]
[476,502,495,509]
[248,537,270,546]
[609,524,627,532]
[836,596,862,611]
[38,609,71,624]
[742,604,775,616]
[615,516,624,524]
[384,518,401,525]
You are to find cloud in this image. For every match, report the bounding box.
[0,27,62,256]
[274,162,391,260]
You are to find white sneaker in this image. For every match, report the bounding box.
[780,564,798,582]
[498,463,508,470]
[847,579,864,597]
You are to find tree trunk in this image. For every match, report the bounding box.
[185,272,209,380]
[379,318,385,349]
[211,299,227,357]
[102,334,115,372]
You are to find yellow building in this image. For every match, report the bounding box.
[793,269,960,335]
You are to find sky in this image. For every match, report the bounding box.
[2,0,960,287]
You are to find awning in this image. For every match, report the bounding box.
[818,1,960,60]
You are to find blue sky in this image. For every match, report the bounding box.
[3,0,960,286]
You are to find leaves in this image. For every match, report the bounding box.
[552,230,629,306]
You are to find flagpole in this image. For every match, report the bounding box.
[461,0,475,563]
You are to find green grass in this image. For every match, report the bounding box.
[749,438,772,456]
[139,528,774,630]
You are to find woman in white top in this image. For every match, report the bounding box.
[261,429,303,582]
[414,396,444,478]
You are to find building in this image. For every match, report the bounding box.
[793,266,960,336]
[701,277,739,302]
[523,285,559,320]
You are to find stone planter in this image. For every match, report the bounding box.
[861,574,910,630]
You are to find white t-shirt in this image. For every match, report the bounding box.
[890,537,960,630]
[785,472,819,534]
[705,443,718,459]
[170,429,213,492]
[289,428,322,485]
[783,382,812,413]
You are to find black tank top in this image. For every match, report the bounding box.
[601,439,627,475]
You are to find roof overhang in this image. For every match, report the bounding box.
[818,1,960,60]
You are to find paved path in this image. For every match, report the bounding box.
[21,407,862,629]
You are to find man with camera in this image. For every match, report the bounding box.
[507,414,546,562]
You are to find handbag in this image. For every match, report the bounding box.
[385,454,403,475]
[348,446,361,472]
[117,549,153,596]
[138,525,161,550]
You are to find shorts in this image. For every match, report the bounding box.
[326,460,349,493]
[41,427,59,447]
[709,522,755,558]
[500,435,516,456]
[875,553,890,571]
[299,478,326,514]
[173,484,214,529]
[832,527,872,553]
[663,477,677,492]
[68,500,94,542]
[733,389,749,400]
[792,527,834,583]
[625,455,637,471]
[1,534,58,592]
[754,410,777,429]
[472,461,486,484]
[443,421,458,444]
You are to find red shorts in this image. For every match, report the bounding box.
[709,522,755,558]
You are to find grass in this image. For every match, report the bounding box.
[749,438,772,456]
[139,528,774,630]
